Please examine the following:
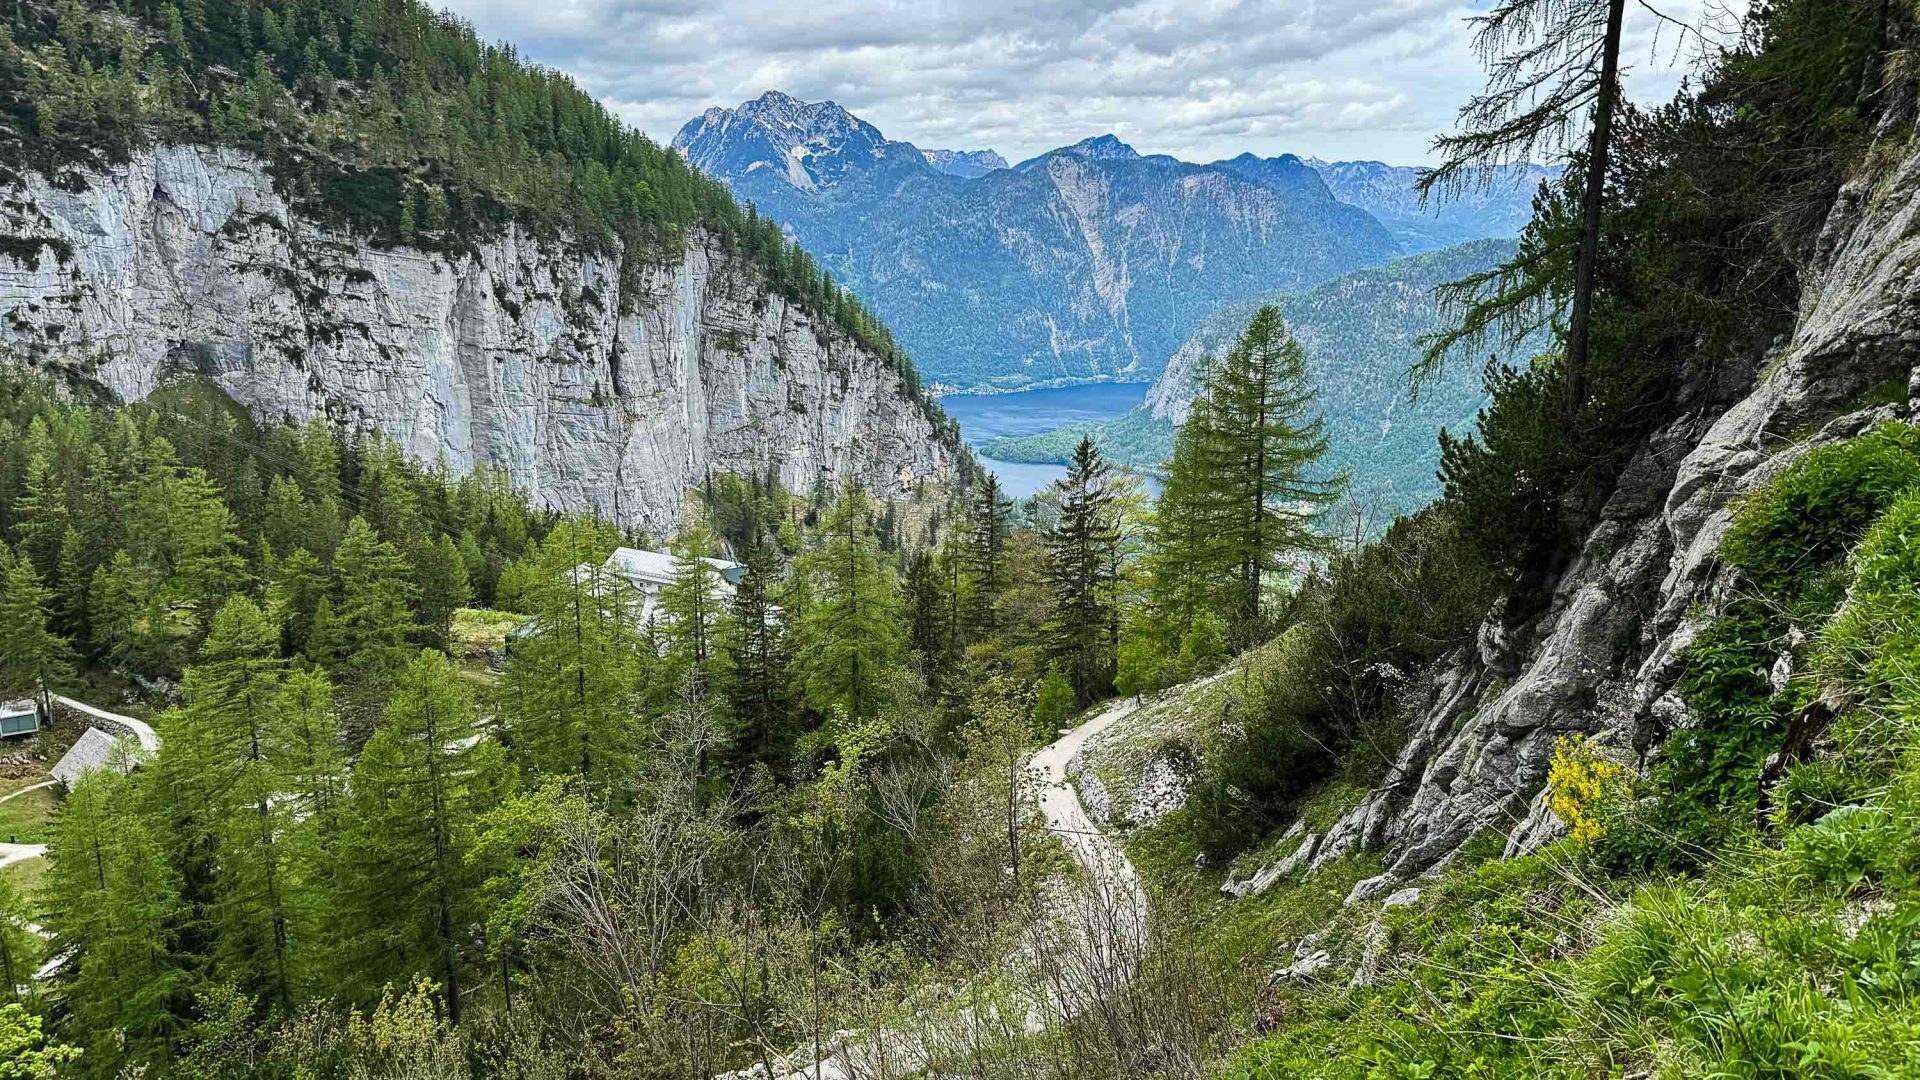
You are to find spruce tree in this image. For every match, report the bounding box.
[1042,438,1119,705]
[723,538,791,773]
[960,473,1012,640]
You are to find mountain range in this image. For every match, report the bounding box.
[675,94,1517,391]
[674,92,1552,391]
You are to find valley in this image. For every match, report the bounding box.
[939,384,1152,497]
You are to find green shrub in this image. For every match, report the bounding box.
[1721,422,1920,597]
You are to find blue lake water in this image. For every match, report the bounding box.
[940,383,1151,498]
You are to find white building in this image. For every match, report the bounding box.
[599,547,747,625]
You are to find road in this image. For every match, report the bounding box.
[731,695,1149,1079]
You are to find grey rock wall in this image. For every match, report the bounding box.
[0,145,955,536]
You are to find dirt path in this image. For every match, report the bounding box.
[734,696,1150,1079]
[50,695,158,753]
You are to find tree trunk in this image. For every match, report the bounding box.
[1564,0,1625,413]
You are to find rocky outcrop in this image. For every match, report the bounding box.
[1303,122,1920,892]
[0,144,956,535]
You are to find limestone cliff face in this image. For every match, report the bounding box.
[1304,119,1920,900]
[0,144,955,535]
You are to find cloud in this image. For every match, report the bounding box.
[437,0,1741,165]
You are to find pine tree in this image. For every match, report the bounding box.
[336,650,498,1024]
[789,484,904,725]
[1042,438,1119,705]
[1193,306,1337,637]
[0,557,74,695]
[0,876,38,1001]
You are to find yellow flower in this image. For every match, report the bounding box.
[1545,735,1627,846]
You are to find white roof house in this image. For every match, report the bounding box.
[549,547,746,630]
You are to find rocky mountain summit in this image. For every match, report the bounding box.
[921,148,1008,178]
[0,145,957,536]
[674,94,1408,390]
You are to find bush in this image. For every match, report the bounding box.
[1721,422,1920,597]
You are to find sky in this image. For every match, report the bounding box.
[435,0,1741,166]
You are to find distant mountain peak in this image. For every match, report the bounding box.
[674,91,905,192]
[1013,133,1146,171]
[922,147,1008,178]
[1066,134,1139,160]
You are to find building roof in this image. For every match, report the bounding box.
[0,699,34,718]
[605,547,745,587]
[51,728,137,786]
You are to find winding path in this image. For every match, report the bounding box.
[734,696,1150,1079]
[49,695,158,754]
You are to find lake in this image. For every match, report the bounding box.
[939,383,1151,497]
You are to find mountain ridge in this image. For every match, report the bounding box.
[674,94,1418,390]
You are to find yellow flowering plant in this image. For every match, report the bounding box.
[1546,735,1628,846]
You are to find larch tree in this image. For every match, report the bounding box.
[311,516,416,672]
[1418,0,1630,410]
[500,517,647,799]
[790,483,904,727]
[43,768,192,1075]
[1194,306,1338,638]
[656,526,732,706]
[0,556,74,696]
[336,649,503,1025]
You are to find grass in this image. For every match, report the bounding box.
[0,856,49,914]
[451,607,523,658]
[0,786,57,845]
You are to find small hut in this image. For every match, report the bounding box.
[51,728,135,786]
[0,698,41,739]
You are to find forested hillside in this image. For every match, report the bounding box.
[0,0,911,369]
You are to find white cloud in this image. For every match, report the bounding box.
[437,0,1743,165]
